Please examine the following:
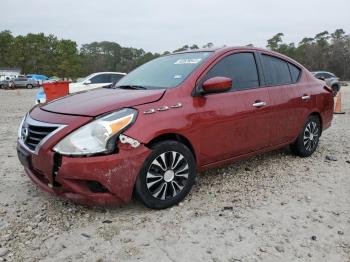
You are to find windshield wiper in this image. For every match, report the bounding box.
[102,84,114,88]
[114,85,147,90]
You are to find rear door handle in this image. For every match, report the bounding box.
[252,101,267,107]
[302,95,310,101]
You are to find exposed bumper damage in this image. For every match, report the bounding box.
[18,141,151,206]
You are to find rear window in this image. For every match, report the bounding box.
[262,55,292,86]
[288,63,301,83]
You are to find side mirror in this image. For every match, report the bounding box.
[202,77,232,94]
[84,79,92,85]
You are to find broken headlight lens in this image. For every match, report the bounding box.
[53,108,137,156]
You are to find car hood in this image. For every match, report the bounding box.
[41,88,165,117]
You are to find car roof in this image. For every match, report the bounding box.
[90,72,126,76]
[172,46,305,68]
[173,46,282,54]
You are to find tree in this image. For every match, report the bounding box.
[55,39,81,78]
[190,44,199,50]
[0,30,15,67]
[267,33,284,51]
[0,30,349,80]
[266,29,350,79]
[202,42,214,48]
[173,45,190,53]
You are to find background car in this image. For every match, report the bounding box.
[0,76,12,89]
[312,71,340,96]
[27,74,49,84]
[34,72,126,104]
[69,72,126,93]
[10,77,39,89]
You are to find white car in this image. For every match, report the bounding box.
[69,72,126,93]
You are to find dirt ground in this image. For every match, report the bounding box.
[0,86,349,262]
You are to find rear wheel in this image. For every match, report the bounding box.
[135,141,196,209]
[26,84,33,89]
[290,115,321,157]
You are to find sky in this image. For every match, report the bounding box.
[1,0,350,53]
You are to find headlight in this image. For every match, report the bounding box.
[53,108,137,156]
[18,116,26,139]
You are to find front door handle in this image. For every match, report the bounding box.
[302,95,310,101]
[252,101,267,107]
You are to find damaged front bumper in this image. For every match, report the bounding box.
[17,141,151,206]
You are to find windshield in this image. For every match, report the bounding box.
[115,52,212,89]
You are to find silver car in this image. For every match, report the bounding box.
[11,77,39,89]
[0,79,11,89]
[312,71,340,96]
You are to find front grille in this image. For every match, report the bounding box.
[24,125,57,150]
[20,116,62,152]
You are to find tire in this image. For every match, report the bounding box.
[135,140,196,209]
[290,115,321,157]
[26,84,33,89]
[0,84,4,89]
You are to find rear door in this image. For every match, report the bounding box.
[259,53,308,145]
[194,52,272,164]
[15,78,25,87]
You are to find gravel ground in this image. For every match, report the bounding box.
[0,87,349,262]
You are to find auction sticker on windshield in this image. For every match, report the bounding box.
[174,58,202,64]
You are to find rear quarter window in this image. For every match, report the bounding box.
[288,63,301,83]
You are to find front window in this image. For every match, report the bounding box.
[115,52,212,89]
[202,52,260,90]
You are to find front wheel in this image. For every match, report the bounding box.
[135,141,196,209]
[290,115,321,157]
[26,84,33,89]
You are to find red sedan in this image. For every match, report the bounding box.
[17,47,334,209]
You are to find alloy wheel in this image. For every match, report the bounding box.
[303,121,319,151]
[146,151,189,200]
